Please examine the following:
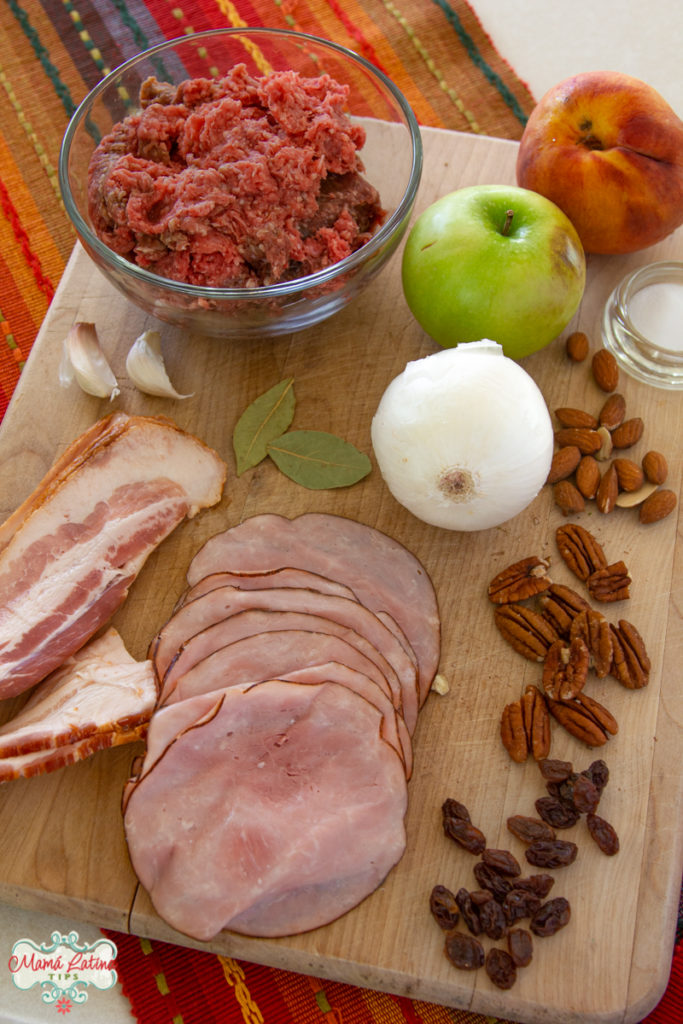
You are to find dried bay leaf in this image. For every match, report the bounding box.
[233,378,295,475]
[267,430,371,490]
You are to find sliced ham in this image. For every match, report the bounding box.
[154,585,418,729]
[162,627,395,709]
[0,413,226,699]
[177,567,358,607]
[186,513,440,704]
[123,680,408,940]
[157,608,402,713]
[0,628,156,759]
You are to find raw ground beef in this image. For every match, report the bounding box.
[87,65,385,288]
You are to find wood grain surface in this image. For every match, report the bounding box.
[0,128,681,1024]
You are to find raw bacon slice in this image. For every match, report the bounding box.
[123,680,408,940]
[0,726,147,783]
[0,628,156,760]
[0,413,226,699]
[186,513,440,704]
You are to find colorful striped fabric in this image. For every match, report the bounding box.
[1,3,681,1023]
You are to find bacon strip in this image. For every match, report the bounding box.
[0,413,226,700]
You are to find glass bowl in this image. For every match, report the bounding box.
[59,28,423,339]
[602,261,683,390]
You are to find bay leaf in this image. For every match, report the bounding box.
[267,430,372,489]
[233,378,295,475]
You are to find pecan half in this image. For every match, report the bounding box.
[546,693,613,747]
[539,583,591,637]
[587,561,631,602]
[610,620,651,689]
[556,524,608,581]
[573,692,618,736]
[494,604,560,662]
[570,609,613,678]
[501,699,529,763]
[501,687,550,762]
[521,685,551,761]
[488,556,552,604]
[542,637,589,700]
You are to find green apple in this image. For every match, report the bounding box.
[401,184,586,359]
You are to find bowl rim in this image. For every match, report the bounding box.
[59,26,423,301]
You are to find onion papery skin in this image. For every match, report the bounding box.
[370,341,553,531]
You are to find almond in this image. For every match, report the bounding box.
[554,427,602,455]
[611,417,644,449]
[565,331,589,362]
[596,464,619,514]
[547,445,582,484]
[575,455,601,499]
[613,458,645,492]
[596,426,613,462]
[615,482,659,508]
[553,480,585,516]
[642,450,668,485]
[598,393,626,430]
[554,407,598,429]
[592,349,619,392]
[639,488,677,524]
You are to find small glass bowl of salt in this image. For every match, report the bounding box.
[602,261,683,389]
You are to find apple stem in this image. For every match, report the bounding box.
[501,209,514,236]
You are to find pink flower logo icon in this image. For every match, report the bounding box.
[55,996,72,1015]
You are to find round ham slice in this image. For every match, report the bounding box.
[177,566,359,606]
[186,513,440,704]
[153,586,419,732]
[161,634,412,776]
[123,680,408,940]
[156,608,404,713]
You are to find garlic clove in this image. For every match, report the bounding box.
[60,322,120,400]
[125,330,192,399]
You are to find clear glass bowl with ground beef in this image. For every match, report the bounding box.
[59,28,422,339]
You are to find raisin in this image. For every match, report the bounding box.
[441,797,472,823]
[525,839,578,869]
[455,887,483,936]
[582,759,609,795]
[587,813,620,855]
[535,796,581,829]
[473,862,513,902]
[429,885,460,930]
[538,758,574,782]
[507,928,533,967]
[443,815,487,855]
[444,931,485,970]
[530,897,571,936]
[502,888,542,925]
[571,773,600,814]
[485,947,517,989]
[470,889,494,906]
[513,873,555,898]
[479,897,508,940]
[482,848,521,877]
[507,815,556,844]
[546,772,579,805]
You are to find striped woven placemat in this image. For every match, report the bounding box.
[1,2,680,1022]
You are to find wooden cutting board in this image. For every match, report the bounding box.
[0,127,681,1024]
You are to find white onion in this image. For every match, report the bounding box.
[370,340,553,531]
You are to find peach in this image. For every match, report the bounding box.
[516,71,683,254]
